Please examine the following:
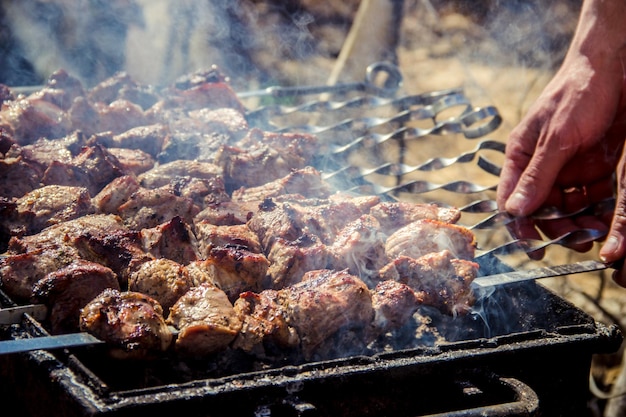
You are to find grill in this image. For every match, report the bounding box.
[0,63,622,417]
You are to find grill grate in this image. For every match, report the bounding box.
[241,62,608,265]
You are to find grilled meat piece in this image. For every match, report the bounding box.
[33,69,85,111]
[0,155,42,199]
[88,72,138,104]
[94,99,147,134]
[5,185,95,235]
[247,200,305,251]
[128,258,193,313]
[140,217,200,265]
[138,160,224,195]
[231,166,332,202]
[232,289,298,355]
[0,96,71,144]
[1,215,129,300]
[194,200,257,225]
[167,77,245,113]
[106,147,155,176]
[94,124,169,157]
[328,214,387,284]
[281,269,374,359]
[234,269,374,360]
[247,197,371,252]
[379,250,479,315]
[370,201,461,235]
[266,235,330,289]
[32,260,120,333]
[68,96,100,137]
[194,223,262,257]
[166,283,242,357]
[0,249,81,302]
[116,185,200,230]
[385,219,476,261]
[92,175,141,214]
[193,247,270,301]
[41,144,125,196]
[215,128,317,190]
[79,289,173,359]
[69,228,153,287]
[371,280,420,334]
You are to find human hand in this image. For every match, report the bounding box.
[497,36,626,263]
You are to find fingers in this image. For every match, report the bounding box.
[600,158,626,287]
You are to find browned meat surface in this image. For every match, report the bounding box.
[194,223,262,257]
[371,280,420,333]
[116,185,199,230]
[280,269,374,359]
[166,283,242,357]
[6,134,81,170]
[379,250,479,315]
[231,167,331,202]
[5,185,95,235]
[79,289,173,359]
[369,201,461,234]
[65,228,153,286]
[94,124,169,157]
[32,69,85,111]
[32,260,120,333]
[106,147,155,176]
[385,219,476,261]
[6,214,128,255]
[0,156,42,199]
[41,144,125,196]
[232,289,298,355]
[88,72,138,104]
[193,200,257,225]
[234,269,375,360]
[266,235,330,289]
[196,247,270,301]
[215,128,318,190]
[92,175,141,213]
[94,99,147,134]
[140,217,200,265]
[328,214,387,283]
[246,199,305,251]
[0,96,71,144]
[0,249,81,302]
[128,258,193,313]
[138,160,224,193]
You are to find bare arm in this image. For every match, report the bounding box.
[497,0,626,283]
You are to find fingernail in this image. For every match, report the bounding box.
[505,192,528,215]
[600,235,620,261]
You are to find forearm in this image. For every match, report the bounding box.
[572,0,626,61]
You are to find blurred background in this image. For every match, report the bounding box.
[4,0,626,414]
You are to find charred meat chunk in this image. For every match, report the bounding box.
[379,250,479,315]
[193,247,270,301]
[371,280,420,334]
[194,222,262,257]
[385,219,476,261]
[128,258,193,313]
[32,260,120,334]
[166,283,242,357]
[5,185,95,235]
[79,289,173,359]
[140,216,200,265]
[369,201,461,234]
[231,166,332,203]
